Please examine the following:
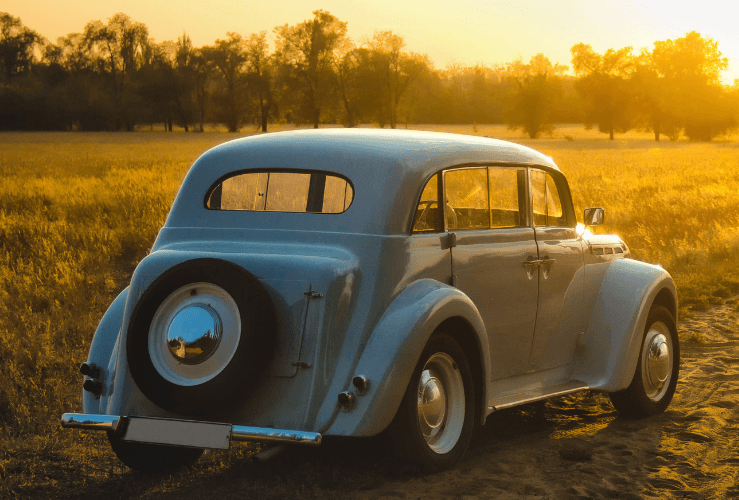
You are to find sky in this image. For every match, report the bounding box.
[6,0,739,84]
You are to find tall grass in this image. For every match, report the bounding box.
[0,133,227,436]
[1,128,738,441]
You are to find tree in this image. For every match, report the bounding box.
[202,33,248,132]
[190,48,211,132]
[245,32,275,132]
[571,43,635,140]
[651,31,733,141]
[366,31,429,128]
[0,12,44,83]
[503,54,567,138]
[274,10,347,128]
[84,13,150,130]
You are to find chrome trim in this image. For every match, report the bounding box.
[488,385,591,412]
[61,413,123,432]
[62,413,322,446]
[231,425,322,446]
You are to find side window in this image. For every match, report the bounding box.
[531,170,567,227]
[207,171,353,213]
[445,168,489,230]
[488,167,525,228]
[412,174,442,232]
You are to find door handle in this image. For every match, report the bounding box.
[540,258,555,265]
[522,258,539,280]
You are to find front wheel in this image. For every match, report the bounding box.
[107,432,203,473]
[609,305,680,418]
[391,333,475,471]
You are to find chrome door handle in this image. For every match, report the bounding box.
[523,259,542,267]
[540,258,555,265]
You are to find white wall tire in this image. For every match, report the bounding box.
[609,305,680,418]
[126,259,275,415]
[391,332,475,471]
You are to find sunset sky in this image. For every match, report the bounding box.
[6,0,738,84]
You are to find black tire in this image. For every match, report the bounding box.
[609,305,680,418]
[127,258,275,415]
[390,332,475,471]
[107,432,203,473]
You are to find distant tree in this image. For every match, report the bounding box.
[0,12,44,83]
[274,10,347,128]
[503,54,567,138]
[629,50,677,141]
[202,33,248,132]
[138,40,180,131]
[366,31,430,129]
[571,43,635,140]
[84,13,150,130]
[651,31,733,141]
[245,32,275,132]
[190,48,211,132]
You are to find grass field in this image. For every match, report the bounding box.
[1,124,739,497]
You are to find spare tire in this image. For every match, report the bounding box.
[126,258,275,415]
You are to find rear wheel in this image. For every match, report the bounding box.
[391,333,475,471]
[107,432,203,473]
[609,305,679,417]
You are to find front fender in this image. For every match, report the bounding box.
[573,259,676,392]
[82,287,128,414]
[325,279,489,437]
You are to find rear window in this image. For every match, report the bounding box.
[207,171,354,213]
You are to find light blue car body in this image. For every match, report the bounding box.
[80,129,677,440]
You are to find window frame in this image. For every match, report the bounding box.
[409,162,575,234]
[528,166,577,228]
[204,168,355,215]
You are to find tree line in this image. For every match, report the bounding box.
[1,10,738,140]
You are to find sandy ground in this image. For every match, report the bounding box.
[348,303,739,500]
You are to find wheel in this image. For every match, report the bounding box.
[609,305,679,418]
[107,432,203,473]
[391,333,475,471]
[127,258,276,415]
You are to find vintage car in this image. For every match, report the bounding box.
[62,129,679,472]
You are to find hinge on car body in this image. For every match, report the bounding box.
[292,361,312,369]
[305,291,323,299]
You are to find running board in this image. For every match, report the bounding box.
[487,381,590,412]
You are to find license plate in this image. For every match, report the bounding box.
[122,417,231,450]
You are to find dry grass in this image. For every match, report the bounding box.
[1,125,738,497]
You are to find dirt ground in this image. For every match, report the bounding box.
[4,302,739,499]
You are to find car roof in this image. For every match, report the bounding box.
[166,129,560,235]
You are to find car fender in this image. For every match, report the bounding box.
[82,287,128,414]
[572,258,677,392]
[324,279,490,437]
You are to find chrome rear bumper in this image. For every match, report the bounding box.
[61,413,322,447]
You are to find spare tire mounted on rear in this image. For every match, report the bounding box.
[127,258,275,415]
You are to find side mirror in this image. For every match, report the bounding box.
[583,207,604,227]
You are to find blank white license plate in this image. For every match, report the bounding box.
[122,418,231,450]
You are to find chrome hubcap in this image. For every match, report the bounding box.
[148,282,241,387]
[416,352,465,454]
[419,373,447,438]
[641,322,673,401]
[166,304,223,365]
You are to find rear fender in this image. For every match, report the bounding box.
[82,287,128,414]
[325,279,489,437]
[573,259,677,392]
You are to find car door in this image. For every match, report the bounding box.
[527,169,586,373]
[445,166,539,381]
